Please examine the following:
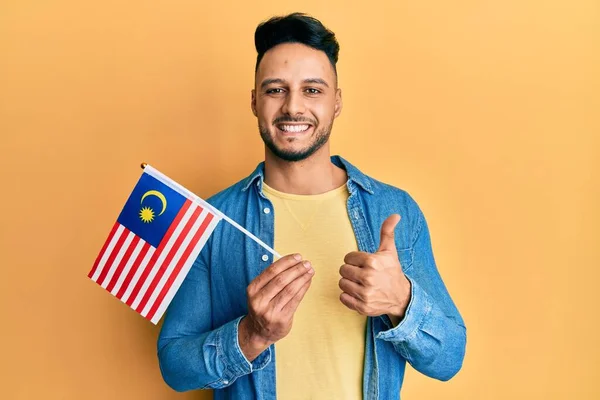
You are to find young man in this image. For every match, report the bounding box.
[158,13,466,400]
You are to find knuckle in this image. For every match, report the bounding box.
[248,300,259,314]
[360,289,369,301]
[363,274,375,286]
[269,263,282,275]
[360,303,374,315]
[365,255,377,268]
[355,303,366,314]
[279,285,292,301]
[250,294,263,309]
[282,284,296,297]
[363,288,375,301]
[273,275,286,288]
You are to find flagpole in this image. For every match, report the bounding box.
[140,162,282,260]
[217,211,282,260]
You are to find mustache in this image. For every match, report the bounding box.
[273,116,317,125]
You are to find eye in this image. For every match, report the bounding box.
[266,88,285,94]
[305,88,321,95]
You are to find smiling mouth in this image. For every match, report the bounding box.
[276,124,312,133]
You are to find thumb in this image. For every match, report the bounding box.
[378,214,401,252]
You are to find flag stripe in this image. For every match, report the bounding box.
[95,226,129,286]
[145,212,215,321]
[106,235,141,292]
[134,205,204,313]
[128,202,199,310]
[89,222,120,279]
[125,199,193,307]
[100,231,135,288]
[148,213,219,323]
[110,239,145,296]
[139,208,209,317]
[90,224,125,282]
[119,245,155,303]
[115,242,152,300]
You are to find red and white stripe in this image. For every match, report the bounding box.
[88,199,220,324]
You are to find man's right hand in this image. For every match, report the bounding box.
[238,253,314,361]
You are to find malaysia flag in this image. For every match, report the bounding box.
[88,165,221,324]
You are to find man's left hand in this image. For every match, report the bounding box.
[339,214,411,321]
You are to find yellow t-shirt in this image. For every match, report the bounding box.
[263,182,366,400]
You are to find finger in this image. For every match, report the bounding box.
[339,263,365,284]
[343,251,371,267]
[272,267,314,310]
[378,214,401,252]
[338,278,365,301]
[281,277,313,314]
[261,260,312,300]
[248,253,303,293]
[340,292,364,314]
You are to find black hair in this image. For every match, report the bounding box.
[254,13,340,75]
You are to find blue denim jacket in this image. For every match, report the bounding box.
[157,156,466,399]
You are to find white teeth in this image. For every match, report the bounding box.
[280,124,310,133]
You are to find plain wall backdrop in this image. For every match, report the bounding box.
[1,0,598,399]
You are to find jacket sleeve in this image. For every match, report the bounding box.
[156,247,271,392]
[376,204,467,381]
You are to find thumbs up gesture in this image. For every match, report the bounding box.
[339,214,412,320]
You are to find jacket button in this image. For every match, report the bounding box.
[261,254,269,262]
[263,207,270,214]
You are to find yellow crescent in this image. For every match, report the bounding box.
[141,190,167,216]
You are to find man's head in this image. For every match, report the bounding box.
[251,13,342,162]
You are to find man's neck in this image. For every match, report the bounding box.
[263,150,347,195]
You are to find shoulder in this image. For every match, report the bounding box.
[369,177,422,214]
[335,155,422,223]
[206,179,248,208]
[205,163,263,211]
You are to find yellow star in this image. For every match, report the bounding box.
[139,206,155,223]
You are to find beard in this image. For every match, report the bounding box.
[259,118,333,162]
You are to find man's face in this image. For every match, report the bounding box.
[252,42,342,162]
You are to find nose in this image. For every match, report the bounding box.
[281,91,306,116]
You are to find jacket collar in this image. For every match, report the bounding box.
[241,155,374,195]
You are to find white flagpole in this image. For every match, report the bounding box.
[216,212,282,259]
[141,163,282,260]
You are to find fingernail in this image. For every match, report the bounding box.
[294,254,302,261]
[307,268,314,274]
[303,261,311,269]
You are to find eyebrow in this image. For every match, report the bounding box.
[260,78,330,89]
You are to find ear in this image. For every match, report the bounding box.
[334,88,343,118]
[251,89,257,117]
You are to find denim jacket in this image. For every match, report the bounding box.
[157,156,466,399]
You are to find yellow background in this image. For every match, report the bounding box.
[1,0,598,399]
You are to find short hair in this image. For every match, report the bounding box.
[254,13,340,75]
